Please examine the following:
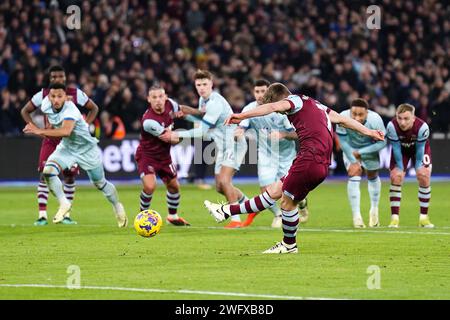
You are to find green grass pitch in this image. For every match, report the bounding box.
[0,181,449,300]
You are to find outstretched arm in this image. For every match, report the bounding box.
[180,105,205,118]
[328,110,384,141]
[225,100,291,125]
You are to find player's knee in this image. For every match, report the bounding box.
[42,164,59,178]
[92,178,107,190]
[143,185,156,195]
[266,184,282,200]
[348,165,362,177]
[166,181,179,194]
[280,196,296,211]
[64,175,75,184]
[367,171,378,180]
[416,169,430,184]
[390,170,403,184]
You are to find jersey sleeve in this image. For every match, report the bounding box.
[281,115,294,131]
[76,89,89,107]
[373,113,387,134]
[63,102,82,121]
[201,99,222,127]
[386,122,399,141]
[239,104,252,129]
[143,119,165,136]
[417,122,430,142]
[284,95,303,115]
[30,90,44,108]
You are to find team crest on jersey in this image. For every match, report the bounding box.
[66,95,74,102]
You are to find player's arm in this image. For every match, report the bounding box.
[386,122,404,171]
[336,132,357,163]
[23,120,75,138]
[225,101,291,125]
[357,116,387,155]
[168,101,220,141]
[328,110,384,141]
[269,130,298,141]
[84,99,99,124]
[143,119,179,145]
[357,139,387,156]
[174,120,211,140]
[20,101,37,125]
[414,123,430,169]
[180,105,205,118]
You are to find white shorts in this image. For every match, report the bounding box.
[343,152,380,172]
[47,144,102,171]
[258,158,293,187]
[214,137,247,175]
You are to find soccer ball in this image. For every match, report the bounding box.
[134,210,162,238]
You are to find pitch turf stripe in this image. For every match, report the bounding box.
[0,284,343,300]
[1,224,450,235]
[187,226,450,236]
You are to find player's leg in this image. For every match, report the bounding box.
[345,157,365,228]
[62,164,78,204]
[214,138,250,228]
[367,170,381,227]
[416,166,433,228]
[262,160,328,254]
[59,164,79,224]
[35,140,55,225]
[242,185,282,228]
[262,194,300,254]
[86,165,128,228]
[135,154,157,212]
[243,159,282,228]
[164,176,190,226]
[389,167,405,228]
[36,174,49,225]
[140,174,156,211]
[204,180,283,222]
[215,165,244,227]
[42,159,72,224]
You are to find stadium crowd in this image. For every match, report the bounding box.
[0,0,449,137]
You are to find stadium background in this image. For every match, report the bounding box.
[0,0,449,181]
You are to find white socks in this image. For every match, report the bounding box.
[347,176,361,219]
[368,176,381,210]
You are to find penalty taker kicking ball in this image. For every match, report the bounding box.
[134,210,162,238]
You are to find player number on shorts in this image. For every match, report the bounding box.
[423,154,431,166]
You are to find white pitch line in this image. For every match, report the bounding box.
[0,284,343,300]
[1,224,450,235]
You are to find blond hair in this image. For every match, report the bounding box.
[262,82,291,104]
[396,103,415,115]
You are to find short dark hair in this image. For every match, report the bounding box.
[262,83,291,104]
[48,65,65,74]
[350,98,369,109]
[254,79,270,88]
[194,69,213,81]
[48,82,67,91]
